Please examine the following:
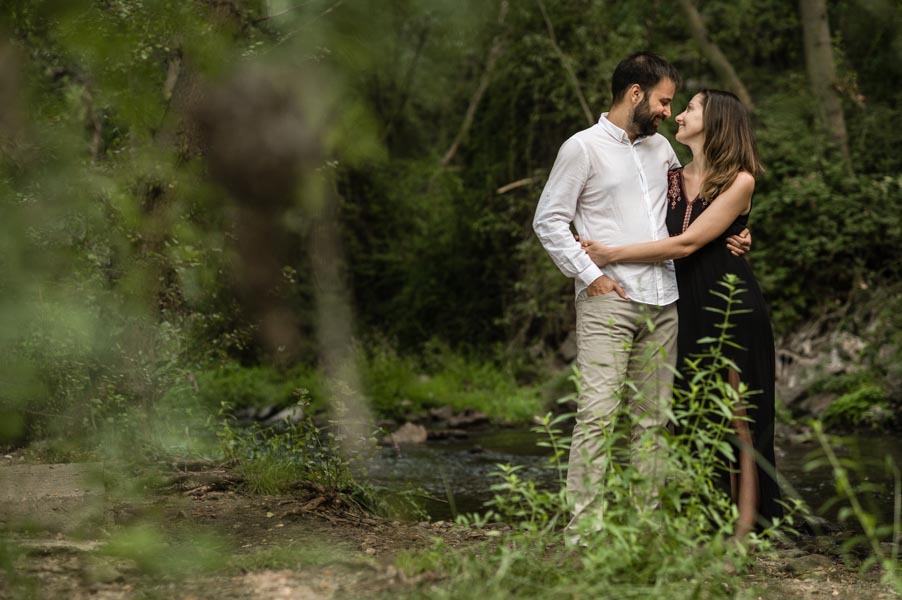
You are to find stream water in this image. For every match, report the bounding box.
[365,427,902,527]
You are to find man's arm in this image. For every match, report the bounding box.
[533,137,604,287]
[533,137,628,299]
[726,229,751,255]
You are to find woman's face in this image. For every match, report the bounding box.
[675,93,705,145]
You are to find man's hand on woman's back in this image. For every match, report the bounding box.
[726,228,752,256]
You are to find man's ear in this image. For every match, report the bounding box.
[628,83,644,105]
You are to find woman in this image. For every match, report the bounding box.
[582,89,782,538]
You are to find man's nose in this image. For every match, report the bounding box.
[663,106,671,119]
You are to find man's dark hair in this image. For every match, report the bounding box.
[611,52,681,104]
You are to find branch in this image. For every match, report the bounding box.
[536,0,593,126]
[163,52,182,102]
[252,1,314,24]
[82,86,103,161]
[439,0,509,167]
[20,408,76,420]
[496,177,535,194]
[277,0,344,46]
[153,51,183,140]
[676,0,755,110]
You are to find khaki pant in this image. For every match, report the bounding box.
[566,291,678,534]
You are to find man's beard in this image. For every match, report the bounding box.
[631,97,660,138]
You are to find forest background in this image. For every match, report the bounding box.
[1,0,901,453]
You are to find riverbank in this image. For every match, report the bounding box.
[1,457,899,599]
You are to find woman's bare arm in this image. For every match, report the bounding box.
[584,173,755,266]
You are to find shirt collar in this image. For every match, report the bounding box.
[598,112,649,145]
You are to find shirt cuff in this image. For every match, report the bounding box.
[577,263,604,287]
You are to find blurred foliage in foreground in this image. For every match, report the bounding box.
[0,0,900,450]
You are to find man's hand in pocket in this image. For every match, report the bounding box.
[588,275,628,299]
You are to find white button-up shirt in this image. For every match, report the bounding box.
[533,113,681,306]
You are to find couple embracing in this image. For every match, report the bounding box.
[533,52,782,542]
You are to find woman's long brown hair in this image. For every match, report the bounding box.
[698,89,763,202]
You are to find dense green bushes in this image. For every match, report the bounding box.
[753,170,902,328]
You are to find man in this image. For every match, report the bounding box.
[532,52,748,536]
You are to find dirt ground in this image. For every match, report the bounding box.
[2,489,450,600]
[0,459,898,599]
[0,459,493,599]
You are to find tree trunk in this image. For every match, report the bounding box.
[309,178,374,459]
[799,0,851,165]
[676,0,754,110]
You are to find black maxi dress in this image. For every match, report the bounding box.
[665,167,783,527]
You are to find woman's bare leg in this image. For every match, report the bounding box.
[729,369,758,539]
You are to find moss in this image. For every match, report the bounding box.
[822,384,890,429]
